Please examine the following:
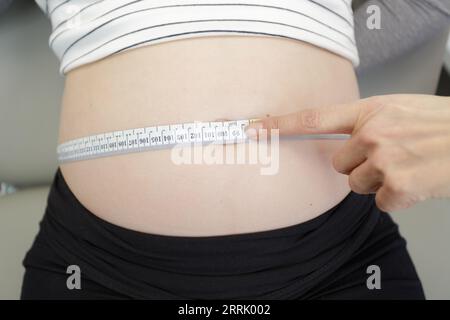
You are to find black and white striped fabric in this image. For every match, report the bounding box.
[35,0,359,74]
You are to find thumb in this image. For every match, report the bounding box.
[245,101,364,137]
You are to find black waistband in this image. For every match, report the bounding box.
[35,168,381,299]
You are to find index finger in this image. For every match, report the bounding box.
[246,100,365,136]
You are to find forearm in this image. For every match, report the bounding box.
[353,0,450,73]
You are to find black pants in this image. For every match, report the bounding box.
[21,169,425,299]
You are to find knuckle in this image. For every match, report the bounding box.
[357,129,379,147]
[348,175,366,194]
[371,146,405,171]
[369,148,395,173]
[369,152,386,173]
[383,177,402,196]
[365,96,388,112]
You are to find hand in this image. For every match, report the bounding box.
[245,94,450,212]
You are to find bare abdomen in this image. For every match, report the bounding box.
[58,36,359,236]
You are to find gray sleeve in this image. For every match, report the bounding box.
[353,0,450,73]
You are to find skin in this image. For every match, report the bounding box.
[245,94,450,212]
[58,36,360,236]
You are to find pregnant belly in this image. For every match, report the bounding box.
[58,36,359,236]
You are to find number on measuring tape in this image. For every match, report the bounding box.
[57,120,252,163]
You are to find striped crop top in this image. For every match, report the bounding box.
[35,0,360,74]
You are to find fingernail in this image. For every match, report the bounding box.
[245,120,263,140]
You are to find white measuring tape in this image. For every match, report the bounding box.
[57,119,251,163]
[56,119,350,163]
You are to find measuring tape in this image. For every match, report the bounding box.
[56,119,350,163]
[57,119,252,163]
